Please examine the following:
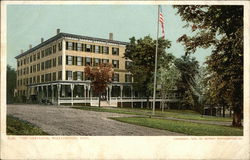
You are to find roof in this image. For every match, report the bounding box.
[15,32,129,59]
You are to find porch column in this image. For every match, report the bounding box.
[57,84,61,105]
[120,85,123,108]
[46,85,48,101]
[41,86,44,99]
[36,86,39,102]
[109,85,112,105]
[106,87,108,102]
[83,85,86,98]
[71,84,74,106]
[51,84,54,104]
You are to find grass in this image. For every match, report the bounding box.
[72,106,232,122]
[72,106,145,116]
[110,117,243,136]
[7,115,48,135]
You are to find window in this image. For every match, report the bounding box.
[17,61,20,67]
[112,60,119,68]
[33,54,36,61]
[41,62,45,70]
[66,55,73,65]
[113,73,119,82]
[58,42,62,51]
[30,56,33,62]
[66,71,72,80]
[30,66,33,73]
[85,57,92,66]
[41,75,45,82]
[58,56,62,65]
[33,76,36,83]
[125,61,132,69]
[53,72,56,81]
[45,60,51,69]
[95,46,100,53]
[103,46,109,54]
[77,43,82,51]
[33,65,36,72]
[37,52,40,59]
[66,42,73,50]
[58,71,62,80]
[41,50,45,58]
[94,58,101,66]
[26,67,29,74]
[53,45,57,53]
[30,77,32,84]
[37,75,40,83]
[45,73,51,82]
[24,59,26,65]
[112,47,119,55]
[86,44,91,52]
[77,56,83,66]
[53,58,57,67]
[77,71,83,81]
[37,63,40,71]
[102,59,109,64]
[125,74,132,82]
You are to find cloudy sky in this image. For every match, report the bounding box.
[7,4,211,68]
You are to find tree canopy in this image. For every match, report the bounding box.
[174,5,243,126]
[85,63,113,107]
[124,35,172,107]
[7,65,16,104]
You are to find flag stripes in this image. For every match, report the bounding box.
[159,6,165,39]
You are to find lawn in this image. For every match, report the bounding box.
[73,106,232,122]
[110,117,243,136]
[7,115,48,135]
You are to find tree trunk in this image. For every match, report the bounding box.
[98,94,101,108]
[232,107,242,127]
[146,96,150,109]
[222,105,225,117]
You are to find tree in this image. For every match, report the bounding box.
[124,35,172,108]
[174,5,243,126]
[174,55,201,112]
[7,65,17,104]
[158,60,181,111]
[84,63,113,107]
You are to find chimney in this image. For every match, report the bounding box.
[109,33,113,40]
[57,28,60,34]
[41,38,44,43]
[21,50,23,54]
[29,44,32,49]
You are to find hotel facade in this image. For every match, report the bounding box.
[15,29,179,107]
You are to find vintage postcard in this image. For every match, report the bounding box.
[1,0,249,159]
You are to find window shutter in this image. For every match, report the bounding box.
[66,56,68,65]
[66,42,68,50]
[82,57,84,66]
[66,71,68,80]
[117,48,119,55]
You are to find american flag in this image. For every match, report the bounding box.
[159,6,165,39]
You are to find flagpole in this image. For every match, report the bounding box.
[152,5,160,116]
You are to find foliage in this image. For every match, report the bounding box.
[84,63,113,107]
[174,5,243,126]
[158,61,181,110]
[111,117,242,136]
[124,35,172,106]
[174,55,201,112]
[7,65,17,104]
[7,115,48,135]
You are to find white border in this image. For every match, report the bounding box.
[1,1,250,159]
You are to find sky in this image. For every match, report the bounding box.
[7,4,212,68]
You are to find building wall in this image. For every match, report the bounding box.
[16,34,131,97]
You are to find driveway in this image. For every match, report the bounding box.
[7,104,185,136]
